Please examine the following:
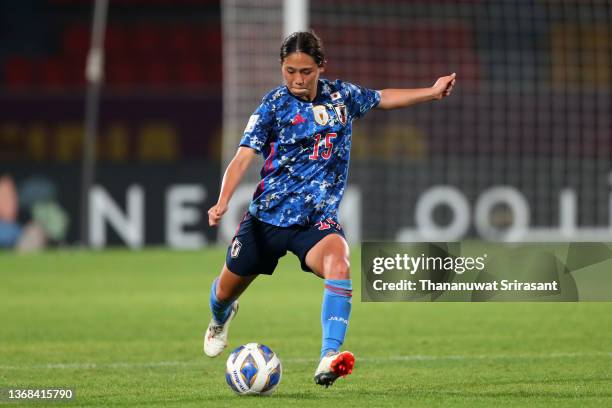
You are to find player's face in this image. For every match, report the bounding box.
[281,52,324,101]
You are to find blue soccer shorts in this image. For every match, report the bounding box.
[225,212,345,276]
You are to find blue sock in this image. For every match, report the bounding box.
[209,278,232,324]
[320,279,352,359]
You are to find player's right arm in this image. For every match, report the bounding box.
[209,91,274,226]
[208,146,258,226]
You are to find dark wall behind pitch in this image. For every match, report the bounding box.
[5,162,221,246]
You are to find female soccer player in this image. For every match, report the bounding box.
[204,31,455,387]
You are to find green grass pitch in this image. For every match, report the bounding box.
[1,248,611,407]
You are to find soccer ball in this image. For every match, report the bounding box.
[225,343,282,395]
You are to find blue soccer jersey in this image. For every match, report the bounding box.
[239,78,380,227]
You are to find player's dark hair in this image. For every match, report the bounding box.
[280,31,326,67]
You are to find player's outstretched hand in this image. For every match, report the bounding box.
[432,73,456,100]
[208,202,228,226]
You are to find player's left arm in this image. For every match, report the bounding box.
[377,73,456,110]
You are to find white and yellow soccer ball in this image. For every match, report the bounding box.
[225,343,282,395]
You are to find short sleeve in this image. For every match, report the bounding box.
[339,81,381,120]
[239,97,275,153]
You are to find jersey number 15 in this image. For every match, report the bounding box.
[309,133,337,160]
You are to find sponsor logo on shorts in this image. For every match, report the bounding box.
[316,218,343,231]
[231,239,242,258]
[317,221,331,231]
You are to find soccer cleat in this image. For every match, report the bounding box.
[203,301,239,357]
[314,351,355,388]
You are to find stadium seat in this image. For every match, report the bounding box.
[167,27,195,56]
[177,59,205,85]
[63,25,90,56]
[40,58,68,89]
[107,59,137,88]
[143,59,171,87]
[4,57,35,91]
[132,24,162,56]
[105,25,129,58]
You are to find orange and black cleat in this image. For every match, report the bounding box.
[314,351,355,388]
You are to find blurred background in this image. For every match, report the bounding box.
[0,0,610,251]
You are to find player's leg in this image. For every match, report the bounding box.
[204,264,256,357]
[205,213,262,357]
[306,233,350,279]
[306,233,352,356]
[205,213,286,357]
[304,233,355,387]
[209,263,257,323]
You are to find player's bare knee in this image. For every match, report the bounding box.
[323,257,350,280]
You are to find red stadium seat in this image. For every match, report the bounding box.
[167,26,196,56]
[4,57,35,91]
[201,24,221,54]
[177,59,205,85]
[131,24,163,56]
[63,25,90,56]
[107,59,137,88]
[142,59,171,87]
[203,61,222,85]
[105,25,130,58]
[62,55,86,88]
[40,58,68,89]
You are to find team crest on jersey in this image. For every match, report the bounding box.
[312,105,329,126]
[230,238,242,258]
[333,104,347,126]
[330,91,342,101]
